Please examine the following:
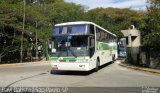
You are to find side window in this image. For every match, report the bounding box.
[113,37,117,42]
[96,28,100,41]
[101,31,105,41]
[113,36,115,42]
[90,25,95,34]
[109,34,112,42]
[104,32,108,42]
[110,35,114,42]
[111,35,114,42]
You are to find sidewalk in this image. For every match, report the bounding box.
[119,62,160,75]
[0,60,51,67]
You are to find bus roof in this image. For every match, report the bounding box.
[55,21,117,37]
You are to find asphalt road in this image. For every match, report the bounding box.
[0,60,160,93]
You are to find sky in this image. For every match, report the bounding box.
[65,0,149,10]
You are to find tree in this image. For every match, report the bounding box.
[0,0,86,63]
[84,8,145,39]
[0,0,147,63]
[143,0,160,47]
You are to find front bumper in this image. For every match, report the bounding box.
[51,62,90,71]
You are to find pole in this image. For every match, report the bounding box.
[45,40,49,61]
[20,0,26,63]
[36,21,38,61]
[129,34,132,64]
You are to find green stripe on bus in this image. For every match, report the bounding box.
[51,57,76,61]
[50,57,58,60]
[63,57,76,60]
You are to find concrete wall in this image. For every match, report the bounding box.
[126,47,140,65]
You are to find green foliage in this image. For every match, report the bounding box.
[0,0,86,62]
[143,0,160,47]
[0,0,146,45]
[84,8,145,39]
[143,32,160,46]
[0,0,147,62]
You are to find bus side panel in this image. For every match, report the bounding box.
[103,50,112,64]
[88,56,97,70]
[94,42,113,66]
[94,50,112,66]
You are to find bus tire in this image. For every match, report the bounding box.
[95,59,100,72]
[112,55,115,62]
[50,70,54,74]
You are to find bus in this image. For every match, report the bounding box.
[118,38,126,57]
[50,21,117,71]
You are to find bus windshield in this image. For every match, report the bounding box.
[52,35,89,57]
[53,25,87,35]
[70,25,86,34]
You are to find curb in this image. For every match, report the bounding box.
[119,62,160,75]
[0,61,51,67]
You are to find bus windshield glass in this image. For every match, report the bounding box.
[53,25,87,35]
[52,35,89,57]
[71,25,86,34]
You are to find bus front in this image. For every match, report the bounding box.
[51,23,95,71]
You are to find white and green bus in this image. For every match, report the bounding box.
[51,21,117,71]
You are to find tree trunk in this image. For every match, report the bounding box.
[146,46,150,67]
[0,54,1,63]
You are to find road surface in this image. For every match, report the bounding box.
[0,60,160,93]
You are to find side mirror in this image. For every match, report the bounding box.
[88,36,95,48]
[90,38,95,48]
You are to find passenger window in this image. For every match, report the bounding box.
[101,31,105,41]
[96,28,101,41]
[104,33,108,42]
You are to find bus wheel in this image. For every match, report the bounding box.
[50,70,54,74]
[112,55,115,62]
[95,59,100,72]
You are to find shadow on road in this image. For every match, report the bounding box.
[3,72,47,91]
[99,61,113,70]
[117,57,126,61]
[50,61,114,76]
[50,70,93,76]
